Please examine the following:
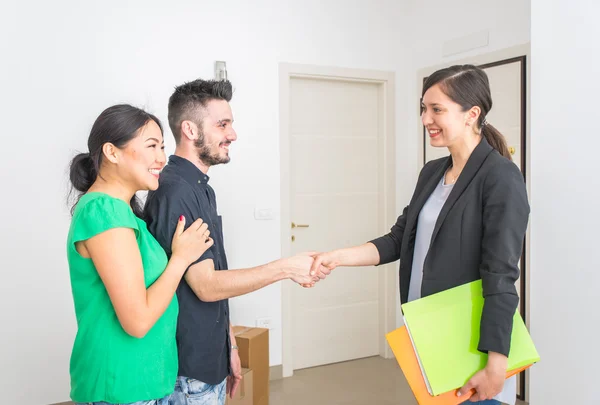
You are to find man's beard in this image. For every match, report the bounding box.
[194,131,230,166]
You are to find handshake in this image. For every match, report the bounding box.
[276,251,340,288]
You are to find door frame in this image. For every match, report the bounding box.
[416,43,531,402]
[279,63,397,377]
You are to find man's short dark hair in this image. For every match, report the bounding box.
[168,79,233,144]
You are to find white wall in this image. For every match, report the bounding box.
[529,1,599,403]
[393,0,531,326]
[0,1,404,404]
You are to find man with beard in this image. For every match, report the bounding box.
[144,79,318,405]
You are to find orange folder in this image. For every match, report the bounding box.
[386,326,531,405]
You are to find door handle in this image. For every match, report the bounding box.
[291,222,309,229]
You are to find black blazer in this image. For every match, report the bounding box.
[371,138,530,357]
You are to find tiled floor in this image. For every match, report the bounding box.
[270,356,528,405]
[53,356,527,405]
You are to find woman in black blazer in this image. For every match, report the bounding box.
[310,65,529,404]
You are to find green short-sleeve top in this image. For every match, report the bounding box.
[66,192,178,403]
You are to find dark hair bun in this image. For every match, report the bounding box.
[69,152,96,193]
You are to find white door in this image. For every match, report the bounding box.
[483,61,523,170]
[289,77,383,370]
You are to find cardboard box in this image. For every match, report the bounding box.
[232,326,269,405]
[226,368,253,405]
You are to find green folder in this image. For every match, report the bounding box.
[401,280,540,396]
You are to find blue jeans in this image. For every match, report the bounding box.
[170,376,227,405]
[464,400,501,405]
[75,396,170,405]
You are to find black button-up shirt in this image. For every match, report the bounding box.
[144,155,230,385]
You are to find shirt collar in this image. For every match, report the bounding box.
[168,155,210,185]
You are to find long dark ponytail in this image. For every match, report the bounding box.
[68,104,163,216]
[422,64,511,160]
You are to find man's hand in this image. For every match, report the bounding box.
[457,351,507,402]
[227,348,243,398]
[278,253,320,287]
[297,250,340,288]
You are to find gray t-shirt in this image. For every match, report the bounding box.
[408,175,454,302]
[408,173,516,405]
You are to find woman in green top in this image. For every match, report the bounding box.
[67,104,214,405]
